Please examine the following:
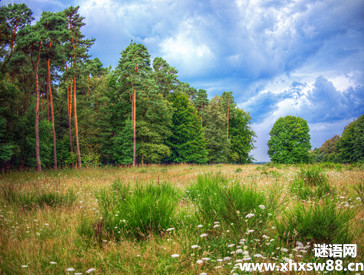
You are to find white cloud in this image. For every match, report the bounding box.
[159,18,215,77]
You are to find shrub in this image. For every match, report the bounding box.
[276,199,356,245]
[98,180,180,240]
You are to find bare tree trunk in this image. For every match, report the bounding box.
[48,55,57,169]
[227,98,229,139]
[66,77,73,153]
[73,76,81,168]
[46,80,50,121]
[32,41,42,172]
[133,86,136,167]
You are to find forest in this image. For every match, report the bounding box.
[1,3,363,173]
[0,4,256,172]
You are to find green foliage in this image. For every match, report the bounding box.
[229,108,255,163]
[337,114,364,163]
[97,180,179,240]
[268,116,311,164]
[204,96,231,163]
[152,57,178,98]
[113,118,133,165]
[168,93,208,164]
[276,199,356,245]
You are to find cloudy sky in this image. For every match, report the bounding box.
[2,0,364,161]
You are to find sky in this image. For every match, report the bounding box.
[2,0,364,162]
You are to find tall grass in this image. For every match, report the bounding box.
[276,199,356,245]
[0,182,76,209]
[97,179,180,240]
[187,174,280,232]
[290,166,332,200]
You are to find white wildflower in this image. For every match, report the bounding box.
[191,245,200,249]
[171,254,179,258]
[200,233,208,238]
[245,213,255,218]
[66,268,75,272]
[258,205,266,210]
[196,260,203,264]
[166,228,175,232]
[86,269,96,274]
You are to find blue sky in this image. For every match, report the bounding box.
[2,0,364,162]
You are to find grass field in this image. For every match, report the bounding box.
[0,164,363,274]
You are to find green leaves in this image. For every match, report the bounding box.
[268,116,311,164]
[168,93,208,164]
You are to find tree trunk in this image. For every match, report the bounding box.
[10,23,18,57]
[33,41,42,172]
[65,60,73,154]
[133,86,136,167]
[66,77,73,152]
[227,99,229,139]
[46,74,50,121]
[48,55,57,169]
[73,76,82,168]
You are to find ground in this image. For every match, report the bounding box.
[0,164,363,274]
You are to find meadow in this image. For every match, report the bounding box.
[0,163,363,274]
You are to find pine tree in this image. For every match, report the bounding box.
[204,96,231,163]
[168,93,207,164]
[64,6,94,168]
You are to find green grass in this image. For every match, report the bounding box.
[290,166,333,200]
[187,173,280,232]
[0,164,362,274]
[276,198,356,245]
[0,182,76,209]
[96,179,180,240]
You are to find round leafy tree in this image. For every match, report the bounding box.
[268,116,311,163]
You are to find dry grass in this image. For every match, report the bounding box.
[0,164,363,274]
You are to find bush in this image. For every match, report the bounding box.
[276,199,356,245]
[97,179,180,240]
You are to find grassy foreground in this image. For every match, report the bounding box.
[0,164,363,274]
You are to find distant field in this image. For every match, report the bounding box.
[0,164,363,274]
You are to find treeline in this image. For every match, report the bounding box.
[310,114,364,163]
[0,4,255,171]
